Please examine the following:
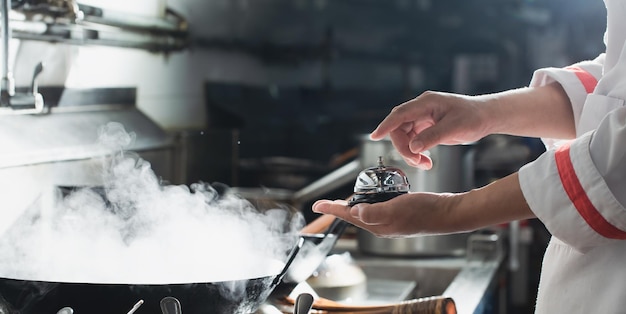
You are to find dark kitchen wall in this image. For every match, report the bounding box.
[183,0,606,187]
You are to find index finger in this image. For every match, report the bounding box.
[370,101,433,141]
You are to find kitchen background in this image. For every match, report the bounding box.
[0,0,608,313]
[10,0,606,182]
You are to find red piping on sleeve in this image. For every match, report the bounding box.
[565,66,598,94]
[555,144,626,239]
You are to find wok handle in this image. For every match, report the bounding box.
[271,237,304,287]
[389,296,456,314]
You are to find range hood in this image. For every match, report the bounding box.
[0,87,175,237]
[0,87,174,170]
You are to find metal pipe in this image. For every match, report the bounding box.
[0,0,45,114]
[292,159,361,204]
[0,0,13,104]
[1,0,8,79]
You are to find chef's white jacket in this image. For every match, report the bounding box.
[518,0,626,312]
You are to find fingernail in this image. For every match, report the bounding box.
[312,200,327,213]
[419,154,433,170]
[410,140,424,153]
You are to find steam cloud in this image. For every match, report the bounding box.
[0,122,303,286]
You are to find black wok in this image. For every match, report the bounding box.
[0,238,303,314]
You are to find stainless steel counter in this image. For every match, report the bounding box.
[443,259,504,314]
[330,237,505,314]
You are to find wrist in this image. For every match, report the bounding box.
[432,192,471,233]
[473,93,506,135]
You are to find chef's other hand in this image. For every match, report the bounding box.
[370,91,493,169]
[312,193,459,238]
[312,173,535,238]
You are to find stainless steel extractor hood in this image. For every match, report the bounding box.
[0,87,175,238]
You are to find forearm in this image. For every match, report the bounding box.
[444,173,536,232]
[478,82,575,139]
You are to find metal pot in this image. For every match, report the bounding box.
[356,136,476,257]
[0,239,303,314]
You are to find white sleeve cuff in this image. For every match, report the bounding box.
[519,132,625,252]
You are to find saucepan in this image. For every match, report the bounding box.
[0,238,303,314]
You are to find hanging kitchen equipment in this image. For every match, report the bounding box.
[355,136,476,257]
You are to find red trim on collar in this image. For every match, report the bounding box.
[555,143,626,239]
[565,66,598,94]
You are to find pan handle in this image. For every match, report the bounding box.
[324,218,348,239]
[271,237,304,287]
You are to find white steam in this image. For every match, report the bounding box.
[0,122,303,285]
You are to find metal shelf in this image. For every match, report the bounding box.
[10,3,189,52]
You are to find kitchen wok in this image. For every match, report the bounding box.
[0,238,303,314]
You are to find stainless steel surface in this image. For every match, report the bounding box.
[333,238,503,314]
[348,155,408,206]
[127,300,144,314]
[10,2,188,52]
[230,159,360,211]
[1,0,10,96]
[0,105,174,240]
[358,135,419,189]
[291,159,360,205]
[13,0,83,21]
[352,156,409,195]
[358,135,476,193]
[0,106,174,169]
[356,135,477,256]
[0,0,45,114]
[357,232,471,257]
[294,293,313,314]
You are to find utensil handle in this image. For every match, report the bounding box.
[272,237,304,287]
[390,296,456,314]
